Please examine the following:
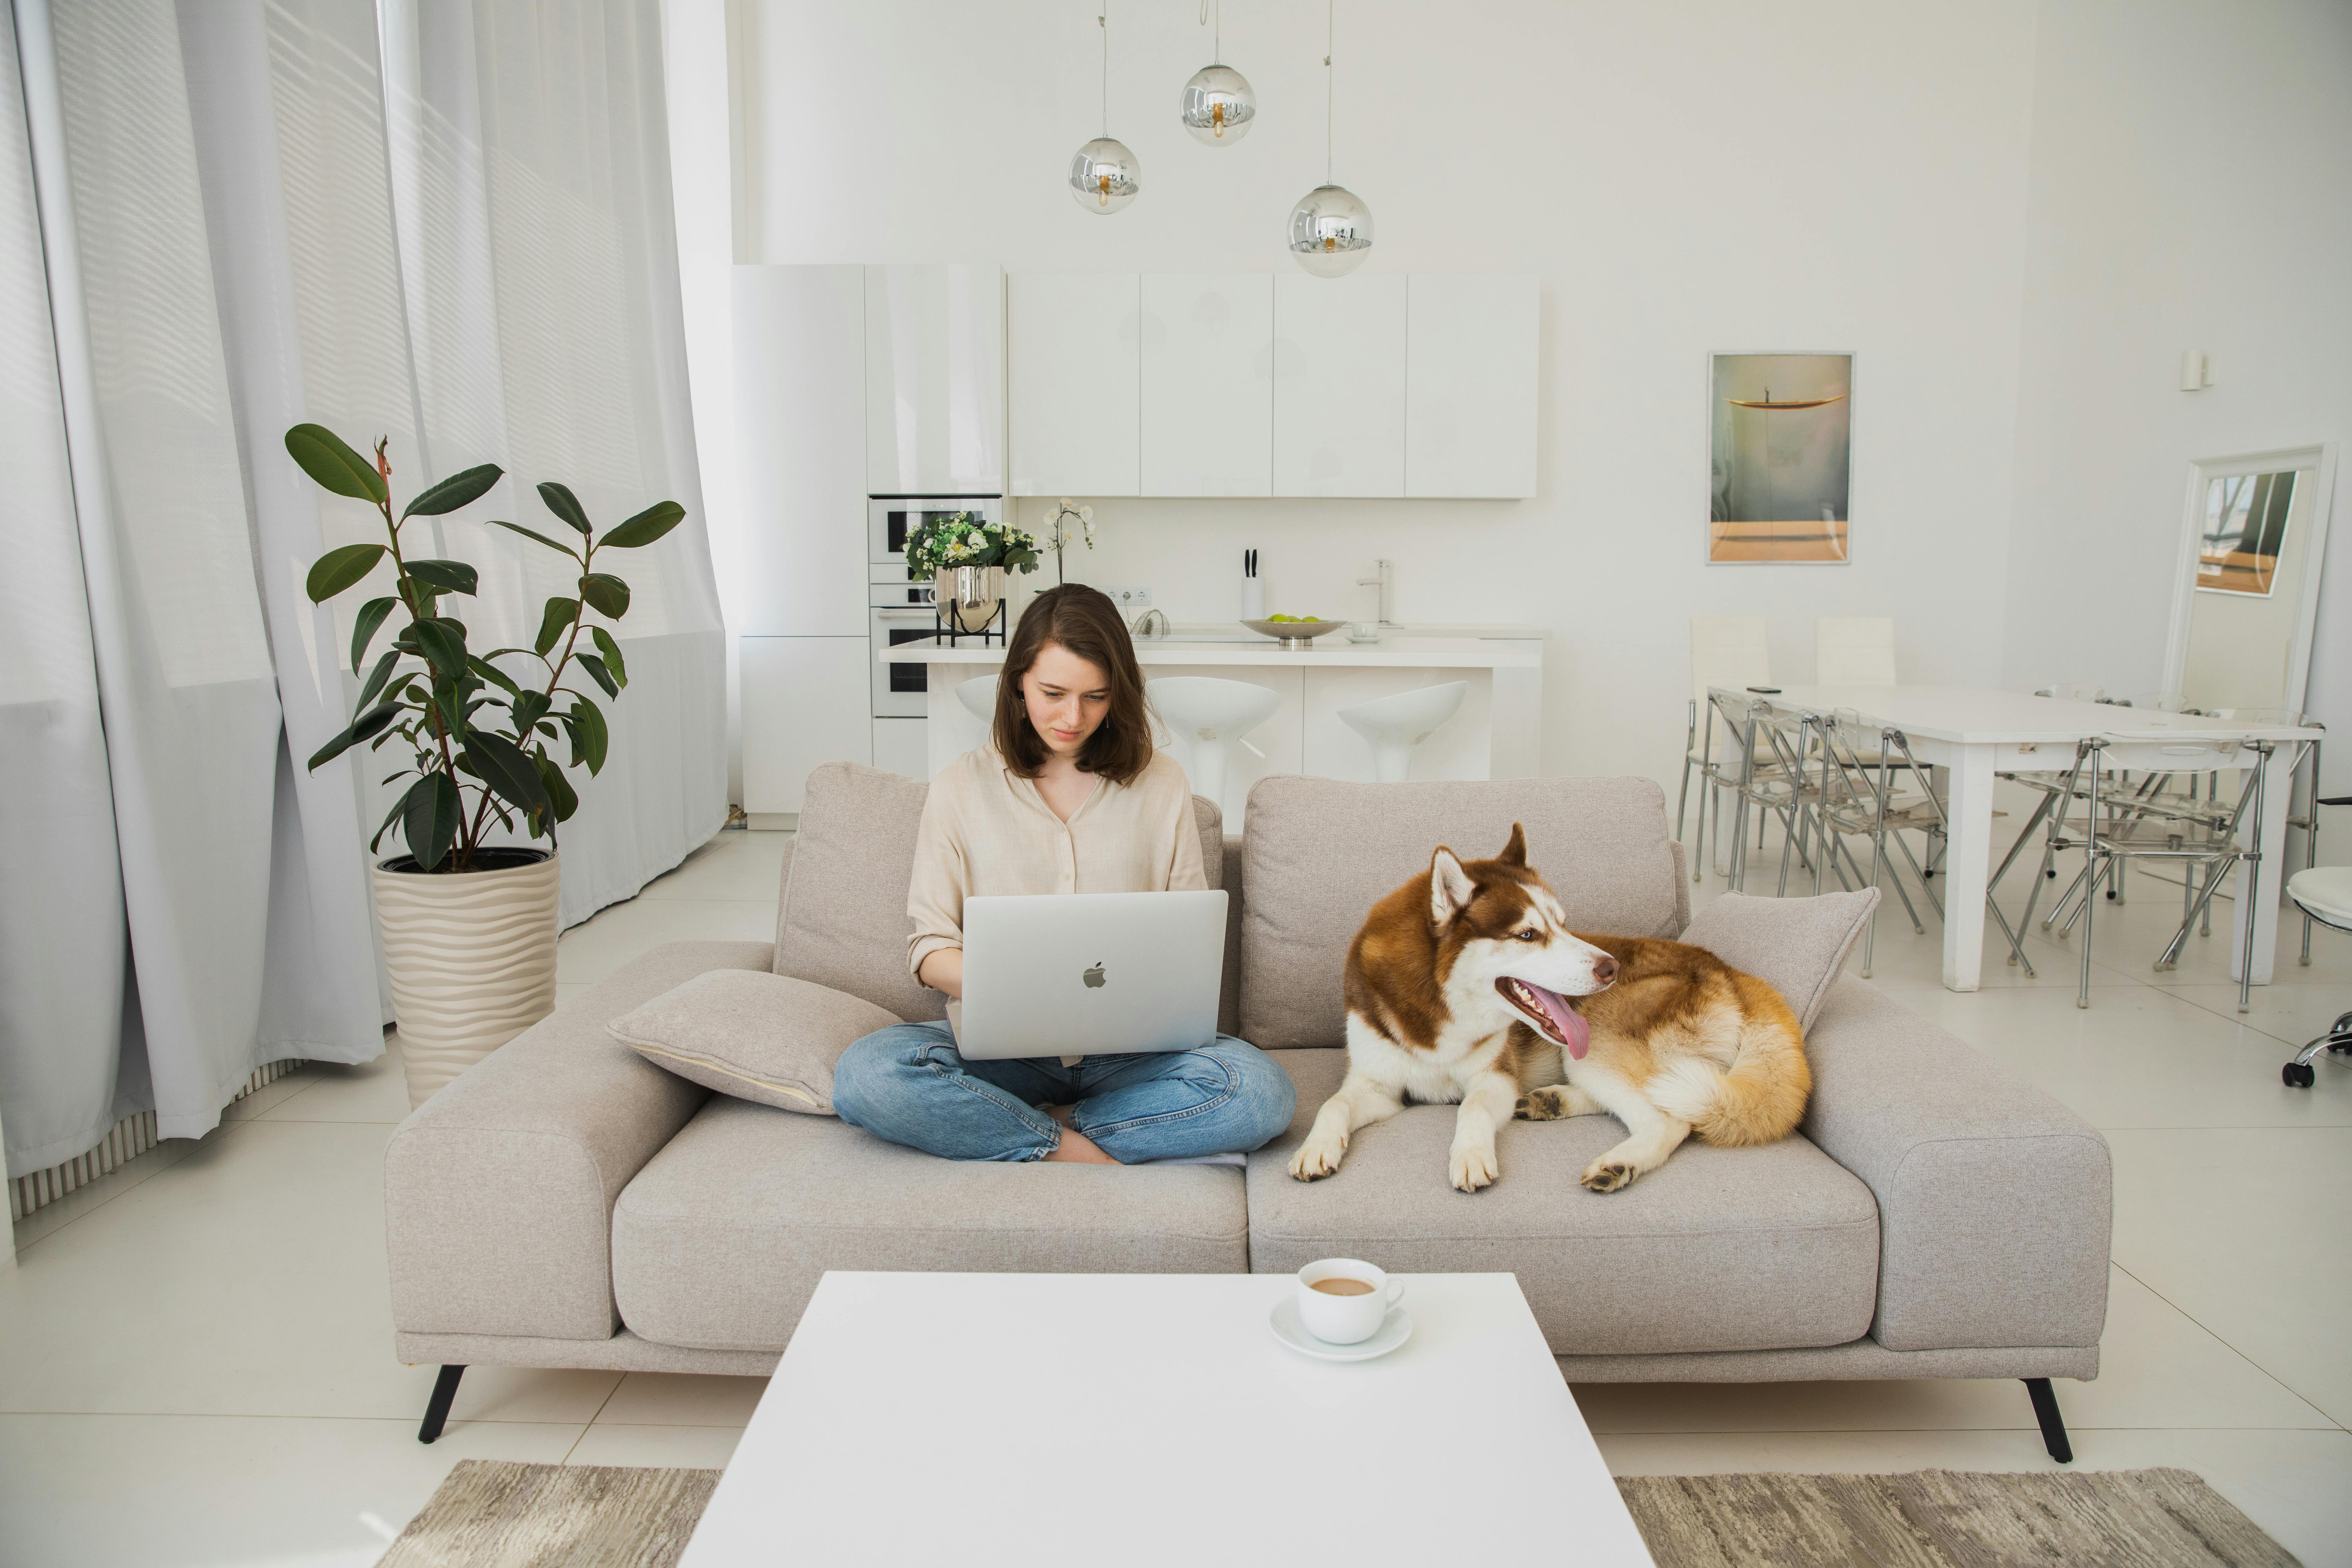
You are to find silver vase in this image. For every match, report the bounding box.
[935,565,1004,633]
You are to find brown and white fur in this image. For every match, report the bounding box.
[1288,825,1810,1194]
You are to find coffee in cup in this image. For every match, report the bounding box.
[1296,1258,1405,1344]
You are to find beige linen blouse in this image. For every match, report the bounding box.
[906,746,1208,983]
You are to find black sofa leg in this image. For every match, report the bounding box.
[419,1364,466,1445]
[2024,1377,2072,1463]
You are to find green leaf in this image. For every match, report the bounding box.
[589,627,627,687]
[565,697,609,775]
[487,519,581,558]
[538,482,592,536]
[535,597,578,657]
[463,729,550,813]
[305,701,400,769]
[598,500,684,549]
[404,559,478,596]
[509,690,551,736]
[284,424,386,503]
[577,653,620,699]
[535,747,579,828]
[467,654,521,696]
[305,543,386,603]
[400,462,502,519]
[355,648,400,713]
[402,772,463,870]
[413,617,468,678]
[579,573,630,619]
[350,597,398,672]
[369,786,413,853]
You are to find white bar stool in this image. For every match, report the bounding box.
[1338,681,1468,783]
[1146,677,1279,818]
[954,675,998,722]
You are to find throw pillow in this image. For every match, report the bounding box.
[1675,888,1880,1031]
[607,969,903,1115]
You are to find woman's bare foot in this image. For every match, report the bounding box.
[1041,1105,1119,1164]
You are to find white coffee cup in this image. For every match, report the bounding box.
[1296,1258,1405,1344]
[1348,621,1381,643]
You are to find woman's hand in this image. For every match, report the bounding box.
[918,946,964,999]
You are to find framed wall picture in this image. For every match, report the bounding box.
[1708,352,1853,564]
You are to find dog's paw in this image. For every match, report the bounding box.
[1289,1136,1346,1182]
[1578,1157,1637,1194]
[1449,1142,1499,1193]
[1516,1086,1572,1121]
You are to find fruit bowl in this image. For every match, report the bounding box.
[1242,617,1350,650]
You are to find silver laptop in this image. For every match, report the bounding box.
[950,890,1228,1061]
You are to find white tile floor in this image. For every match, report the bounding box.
[4,815,2348,1566]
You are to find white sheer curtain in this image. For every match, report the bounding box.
[2,0,724,1187]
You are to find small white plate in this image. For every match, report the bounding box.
[1268,1298,1414,1363]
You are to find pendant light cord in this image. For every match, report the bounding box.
[1324,0,1335,183]
[1198,0,1219,59]
[1099,5,1108,137]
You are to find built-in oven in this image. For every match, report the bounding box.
[869,597,940,719]
[868,495,1002,570]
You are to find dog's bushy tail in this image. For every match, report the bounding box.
[1652,975,1811,1146]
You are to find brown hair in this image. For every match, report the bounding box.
[994,584,1154,785]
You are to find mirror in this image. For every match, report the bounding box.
[2164,444,2339,718]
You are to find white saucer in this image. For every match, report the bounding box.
[1268,1298,1414,1363]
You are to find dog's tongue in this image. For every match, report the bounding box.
[1521,980,1590,1059]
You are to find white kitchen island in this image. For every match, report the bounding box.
[888,627,1543,819]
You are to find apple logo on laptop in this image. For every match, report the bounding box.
[1082,962,1106,989]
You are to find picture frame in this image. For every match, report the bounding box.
[1707,352,1855,565]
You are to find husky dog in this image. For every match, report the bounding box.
[1288,825,1810,1194]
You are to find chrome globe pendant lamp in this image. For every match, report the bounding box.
[1287,1,1371,276]
[1068,4,1139,214]
[1179,0,1255,145]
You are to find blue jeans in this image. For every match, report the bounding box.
[832,1022,1296,1163]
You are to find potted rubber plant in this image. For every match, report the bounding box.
[287,423,684,1107]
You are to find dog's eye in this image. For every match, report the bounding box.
[1516,929,1540,941]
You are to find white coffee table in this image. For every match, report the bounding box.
[678,1271,1653,1567]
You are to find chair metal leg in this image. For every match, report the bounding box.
[419,1364,466,1444]
[2078,757,2101,1009]
[2024,1378,2073,1463]
[2238,745,2268,1014]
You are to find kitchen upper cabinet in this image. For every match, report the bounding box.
[741,637,872,814]
[734,265,868,637]
[864,264,1004,496]
[1008,273,1140,497]
[1405,274,1539,498]
[1273,273,1405,497]
[1141,274,1272,497]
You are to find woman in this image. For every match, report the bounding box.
[831,584,1295,1163]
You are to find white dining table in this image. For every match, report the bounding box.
[1707,684,2321,992]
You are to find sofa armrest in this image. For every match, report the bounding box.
[1800,980,2112,1354]
[385,939,775,1343]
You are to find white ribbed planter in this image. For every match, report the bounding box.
[373,850,561,1110]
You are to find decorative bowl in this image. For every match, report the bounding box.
[1242,617,1351,651]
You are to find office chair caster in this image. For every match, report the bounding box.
[2283,1014,2352,1088]
[2283,1062,2316,1089]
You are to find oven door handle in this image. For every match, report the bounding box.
[874,608,941,623]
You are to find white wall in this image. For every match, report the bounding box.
[2001,0,2352,796]
[679,0,2352,806]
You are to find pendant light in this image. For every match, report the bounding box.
[1180,0,1255,145]
[1286,1,1371,275]
[1068,4,1139,214]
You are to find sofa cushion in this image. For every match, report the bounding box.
[774,761,1226,1024]
[1239,776,1688,1048]
[1677,889,1879,1030]
[1247,1050,1880,1356]
[612,1097,1250,1352]
[607,970,903,1115]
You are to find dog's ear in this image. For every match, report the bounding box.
[1429,847,1476,924]
[1498,823,1527,866]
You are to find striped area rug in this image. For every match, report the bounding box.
[379,1461,2298,1566]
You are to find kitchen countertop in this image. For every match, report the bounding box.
[888,633,1542,669]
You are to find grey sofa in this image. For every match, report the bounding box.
[385,764,2111,1457]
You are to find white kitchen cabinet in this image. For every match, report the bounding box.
[870,716,930,780]
[1141,274,1272,497]
[1273,273,1405,497]
[1405,274,1539,499]
[864,264,1004,496]
[741,637,871,814]
[733,266,867,636]
[1007,273,1140,497]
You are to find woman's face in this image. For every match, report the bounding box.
[1020,641,1112,760]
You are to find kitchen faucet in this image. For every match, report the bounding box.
[1357,558,1394,624]
[1132,608,1170,639]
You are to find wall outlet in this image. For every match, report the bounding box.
[1107,586,1152,609]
